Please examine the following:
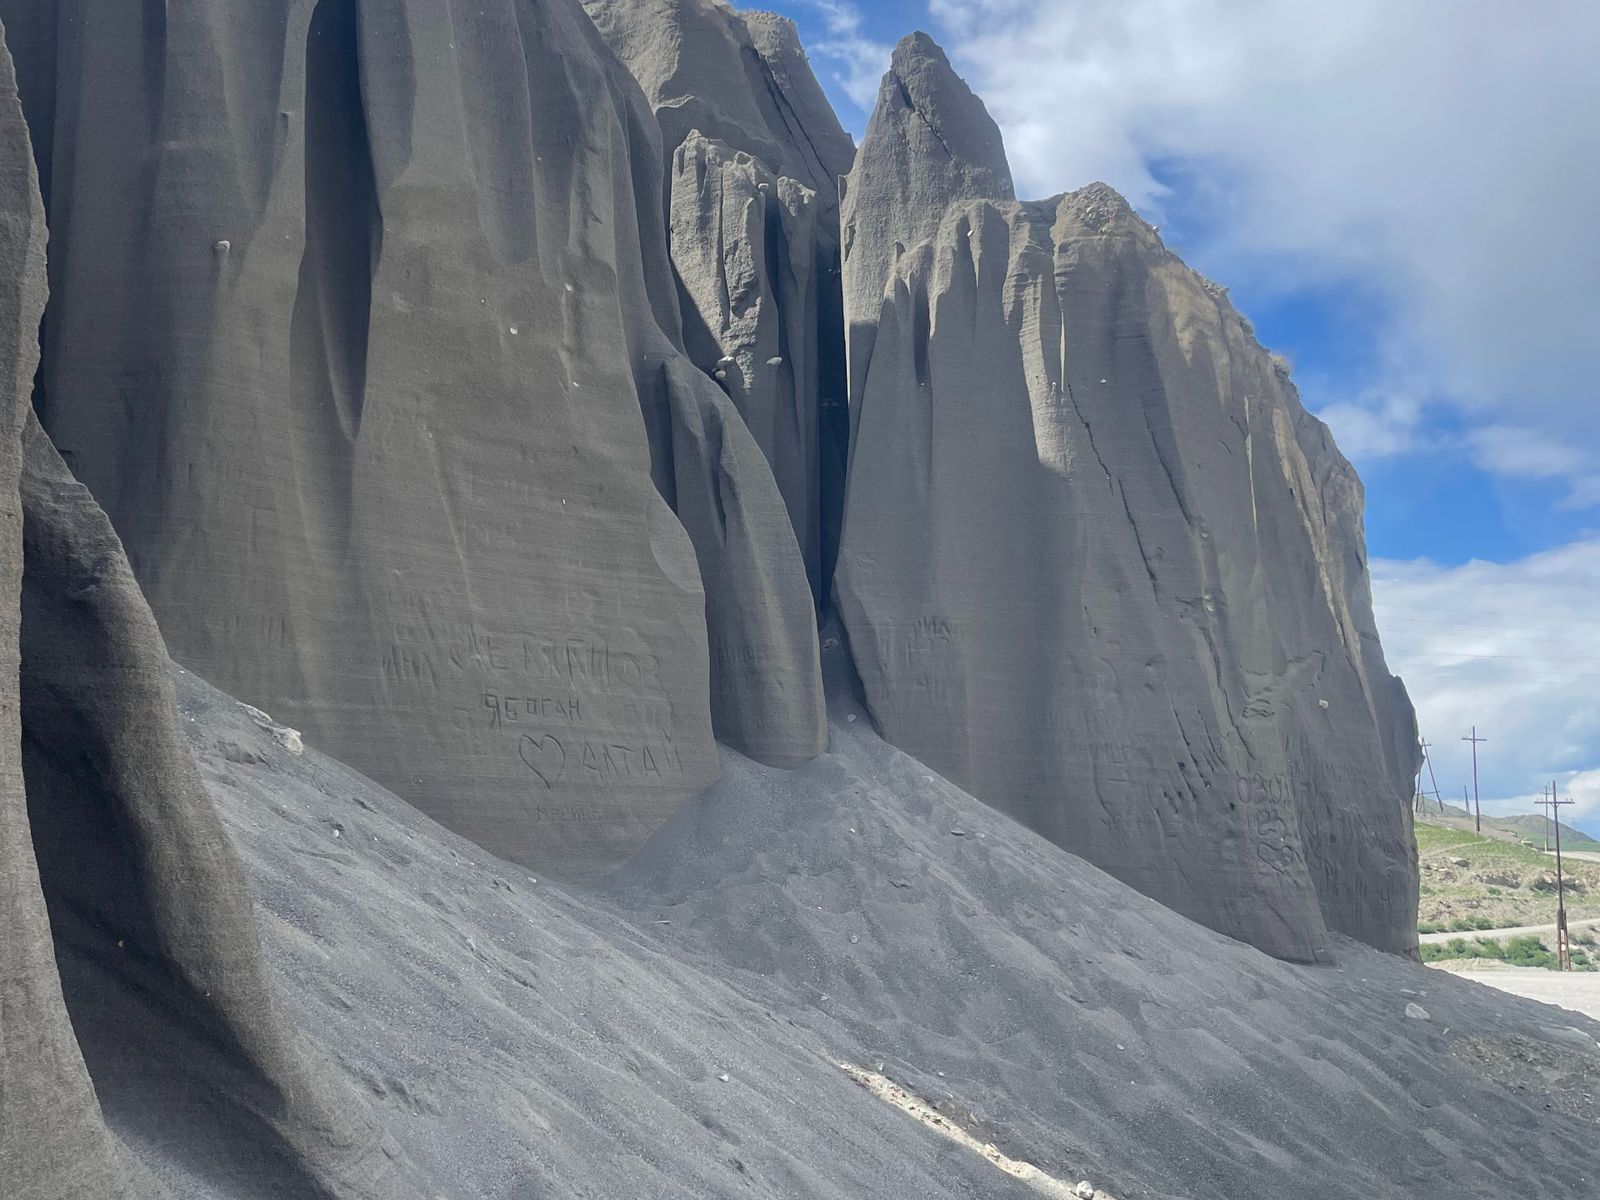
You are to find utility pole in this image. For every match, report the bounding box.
[1540,783,1551,852]
[1413,742,1425,814]
[1463,727,1487,832]
[1418,738,1444,814]
[1549,780,1574,970]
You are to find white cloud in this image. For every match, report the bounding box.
[1371,540,1600,828]
[1311,376,1428,461]
[1463,425,1587,482]
[921,0,1600,503]
[1461,425,1600,509]
[795,0,892,113]
[1496,771,1600,836]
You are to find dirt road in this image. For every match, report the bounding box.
[1553,848,1600,865]
[1419,915,1600,945]
[1431,963,1600,1022]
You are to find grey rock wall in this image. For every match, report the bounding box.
[838,33,1012,439]
[4,0,824,876]
[589,0,854,602]
[670,132,825,600]
[835,36,1419,961]
[2,25,407,1193]
[583,0,855,214]
[2,2,1419,980]
[0,29,141,1196]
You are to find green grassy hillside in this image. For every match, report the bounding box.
[1415,822,1600,931]
[1418,799,1600,852]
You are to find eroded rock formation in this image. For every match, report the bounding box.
[1,27,407,1193]
[3,0,823,878]
[582,0,855,200]
[838,32,1012,436]
[669,133,825,594]
[588,0,854,601]
[1,2,1418,971]
[0,2,1541,1194]
[0,35,128,1194]
[834,35,1419,961]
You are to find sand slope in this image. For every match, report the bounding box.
[168,642,1599,1199]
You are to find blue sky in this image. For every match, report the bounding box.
[763,0,1600,834]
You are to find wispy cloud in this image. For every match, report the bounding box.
[1313,378,1429,461]
[919,0,1600,507]
[795,0,892,114]
[1462,425,1600,510]
[1371,540,1600,827]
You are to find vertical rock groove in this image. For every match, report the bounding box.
[292,0,378,447]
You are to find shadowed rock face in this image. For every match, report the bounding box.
[835,36,1419,961]
[669,133,826,599]
[0,6,1541,1192]
[19,413,415,1200]
[0,32,135,1195]
[588,0,854,603]
[1,26,408,1194]
[3,0,823,876]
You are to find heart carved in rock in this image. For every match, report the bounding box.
[519,734,567,788]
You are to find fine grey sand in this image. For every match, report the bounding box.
[165,642,1599,1200]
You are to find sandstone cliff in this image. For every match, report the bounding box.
[1,5,1418,959]
[1,30,408,1193]
[2,0,824,880]
[587,0,854,601]
[834,35,1419,961]
[2,10,1584,1200]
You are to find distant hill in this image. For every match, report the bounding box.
[1418,799,1600,853]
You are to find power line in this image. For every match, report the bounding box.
[1375,609,1599,630]
[1373,601,1600,629]
[1396,666,1600,684]
[1386,649,1600,666]
[1393,647,1597,673]
[1375,617,1600,647]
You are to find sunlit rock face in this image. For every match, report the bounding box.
[3,0,824,877]
[588,0,856,604]
[835,34,1419,962]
